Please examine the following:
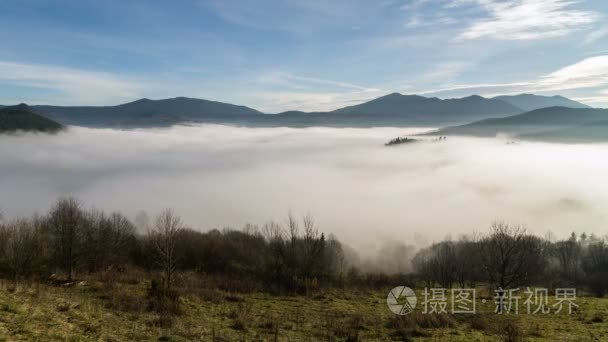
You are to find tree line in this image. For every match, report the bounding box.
[1,199,607,298]
[412,222,608,296]
[0,197,352,295]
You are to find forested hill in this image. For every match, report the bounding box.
[0,104,65,133]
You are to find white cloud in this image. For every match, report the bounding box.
[457,0,599,41]
[418,55,608,105]
[0,61,142,105]
[537,55,608,91]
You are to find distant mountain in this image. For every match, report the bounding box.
[426,107,608,142]
[33,97,263,128]
[329,93,523,123]
[0,104,64,133]
[14,93,591,129]
[493,94,590,112]
[26,93,528,128]
[260,93,524,127]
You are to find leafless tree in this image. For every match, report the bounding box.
[453,236,482,288]
[287,211,299,246]
[48,197,84,282]
[107,212,136,266]
[552,232,582,285]
[412,241,457,288]
[0,218,47,281]
[82,210,136,272]
[581,240,608,297]
[150,209,183,290]
[480,222,545,301]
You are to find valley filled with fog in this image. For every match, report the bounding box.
[2,125,608,255]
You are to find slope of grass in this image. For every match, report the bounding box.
[0,278,606,341]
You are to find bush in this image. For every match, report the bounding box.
[147,277,181,315]
[463,314,490,331]
[500,320,524,342]
[590,312,605,323]
[323,312,365,340]
[386,313,454,340]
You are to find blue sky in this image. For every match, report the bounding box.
[1,0,608,112]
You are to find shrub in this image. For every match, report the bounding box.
[500,320,524,342]
[147,277,181,315]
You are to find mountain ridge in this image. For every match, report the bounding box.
[3,93,593,129]
[424,107,608,142]
[493,94,589,112]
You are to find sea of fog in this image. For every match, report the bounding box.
[1,124,608,257]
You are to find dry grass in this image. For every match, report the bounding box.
[0,279,605,341]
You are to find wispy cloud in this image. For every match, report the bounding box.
[247,90,383,113]
[247,71,385,112]
[418,55,608,105]
[537,55,608,91]
[0,61,142,105]
[421,62,471,81]
[417,82,532,95]
[457,0,599,41]
[257,71,380,92]
[583,26,608,45]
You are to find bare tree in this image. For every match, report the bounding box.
[1,218,46,281]
[552,232,582,285]
[107,212,136,267]
[263,221,287,292]
[453,236,482,288]
[480,222,545,311]
[150,209,183,291]
[48,197,84,282]
[287,211,299,245]
[412,241,457,288]
[82,210,136,273]
[581,240,608,297]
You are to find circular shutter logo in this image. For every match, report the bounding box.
[387,286,417,315]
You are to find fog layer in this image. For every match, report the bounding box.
[1,125,608,253]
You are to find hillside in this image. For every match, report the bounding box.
[521,120,608,142]
[0,104,64,133]
[493,94,590,111]
[32,97,264,128]
[426,107,608,141]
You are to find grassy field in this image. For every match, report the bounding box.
[0,277,606,341]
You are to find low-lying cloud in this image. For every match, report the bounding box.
[1,125,608,256]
